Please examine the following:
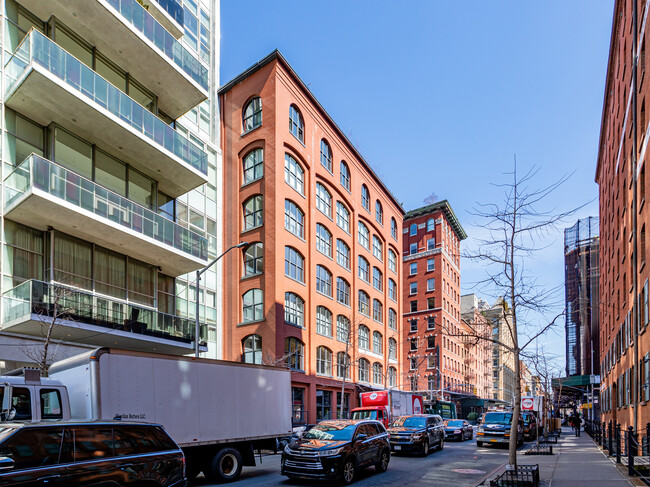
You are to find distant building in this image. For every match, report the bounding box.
[484,298,516,405]
[460,294,493,399]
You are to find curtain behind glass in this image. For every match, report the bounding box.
[128,258,154,306]
[3,220,43,285]
[94,246,126,299]
[53,232,92,289]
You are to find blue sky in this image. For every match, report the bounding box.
[220,1,613,371]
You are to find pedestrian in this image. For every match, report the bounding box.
[572,412,581,437]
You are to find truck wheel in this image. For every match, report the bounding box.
[205,448,243,483]
[476,441,483,447]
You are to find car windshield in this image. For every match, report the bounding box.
[390,417,426,428]
[483,412,512,424]
[446,420,463,427]
[302,423,356,441]
[351,410,378,420]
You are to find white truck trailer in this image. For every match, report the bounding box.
[1,348,292,483]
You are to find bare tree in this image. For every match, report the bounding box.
[423,192,439,206]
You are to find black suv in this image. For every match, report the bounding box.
[281,419,390,484]
[387,414,445,455]
[0,421,186,486]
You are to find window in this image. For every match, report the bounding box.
[410,223,417,236]
[427,238,435,250]
[373,331,383,354]
[389,249,397,272]
[316,347,333,376]
[409,243,417,254]
[285,247,304,282]
[427,316,436,329]
[316,265,332,297]
[316,183,332,217]
[427,218,435,231]
[389,308,397,330]
[285,200,304,238]
[358,221,370,249]
[316,224,332,257]
[243,195,263,230]
[361,185,370,211]
[410,301,418,312]
[410,282,418,294]
[337,239,350,269]
[320,139,332,172]
[372,267,383,292]
[410,358,417,370]
[388,279,397,301]
[373,236,383,260]
[337,352,350,379]
[337,277,350,305]
[285,292,304,327]
[243,97,262,132]
[388,367,397,387]
[391,218,398,239]
[289,104,304,142]
[336,202,350,233]
[340,161,350,190]
[358,358,370,382]
[375,201,383,224]
[373,362,383,384]
[243,242,263,276]
[285,337,304,370]
[242,148,263,184]
[284,154,304,195]
[410,319,418,332]
[427,336,436,349]
[427,278,435,292]
[358,325,370,349]
[316,306,333,336]
[242,289,263,322]
[373,299,383,323]
[359,291,370,316]
[358,256,370,282]
[337,315,351,343]
[410,262,417,275]
[427,258,435,272]
[389,338,397,360]
[410,338,418,351]
[39,389,62,420]
[243,334,262,363]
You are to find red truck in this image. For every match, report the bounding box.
[350,390,424,427]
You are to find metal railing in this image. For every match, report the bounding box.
[151,0,184,26]
[595,420,650,484]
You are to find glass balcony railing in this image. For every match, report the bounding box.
[3,279,208,345]
[152,0,184,26]
[4,30,208,176]
[4,154,208,262]
[106,0,206,89]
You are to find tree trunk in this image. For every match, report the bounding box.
[509,351,522,466]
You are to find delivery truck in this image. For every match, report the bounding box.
[350,390,424,427]
[0,348,292,483]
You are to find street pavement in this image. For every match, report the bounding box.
[193,429,514,487]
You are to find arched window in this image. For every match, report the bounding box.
[358,221,370,249]
[316,265,332,297]
[284,154,304,195]
[388,338,397,359]
[391,217,398,239]
[289,104,304,142]
[373,362,383,384]
[242,334,262,364]
[242,288,263,322]
[242,148,263,184]
[337,315,350,343]
[336,277,350,305]
[243,97,262,132]
[388,308,397,330]
[316,346,332,376]
[315,183,332,217]
[284,200,304,238]
[358,290,370,316]
[285,337,304,370]
[340,161,350,190]
[373,331,383,354]
[427,218,435,231]
[358,324,370,349]
[358,256,370,282]
[320,139,332,172]
[316,224,332,257]
[284,292,304,327]
[388,279,397,301]
[243,195,263,230]
[375,200,383,225]
[337,352,350,379]
[409,223,417,236]
[336,202,350,233]
[285,247,304,282]
[243,242,263,276]
[358,358,370,382]
[388,367,397,387]
[361,184,370,211]
[388,249,397,272]
[372,235,382,260]
[372,267,383,292]
[336,239,350,269]
[373,299,383,323]
[316,306,332,336]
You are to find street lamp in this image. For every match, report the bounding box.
[194,241,248,357]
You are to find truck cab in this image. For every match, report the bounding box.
[350,406,390,427]
[0,369,70,422]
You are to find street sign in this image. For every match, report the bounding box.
[522,397,534,410]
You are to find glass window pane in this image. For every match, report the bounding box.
[54,127,92,179]
[128,168,155,209]
[54,27,92,68]
[95,150,127,196]
[96,56,127,91]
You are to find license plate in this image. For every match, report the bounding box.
[394,446,401,450]
[490,439,497,442]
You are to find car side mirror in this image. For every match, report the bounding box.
[355,433,367,442]
[0,457,14,471]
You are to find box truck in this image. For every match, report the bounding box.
[350,390,424,427]
[0,348,292,483]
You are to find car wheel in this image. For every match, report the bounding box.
[376,449,389,472]
[341,458,356,485]
[477,441,483,447]
[421,440,430,456]
[438,436,444,451]
[204,447,243,483]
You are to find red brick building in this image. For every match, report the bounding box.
[596,0,650,431]
[402,201,467,401]
[219,51,404,425]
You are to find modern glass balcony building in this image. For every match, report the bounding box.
[0,0,222,373]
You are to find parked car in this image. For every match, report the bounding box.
[476,411,523,447]
[387,414,445,456]
[444,419,473,441]
[0,421,187,487]
[522,412,538,440]
[281,419,390,484]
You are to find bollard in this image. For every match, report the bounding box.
[609,421,613,456]
[628,426,636,477]
[646,423,650,456]
[602,421,606,447]
[616,423,621,464]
